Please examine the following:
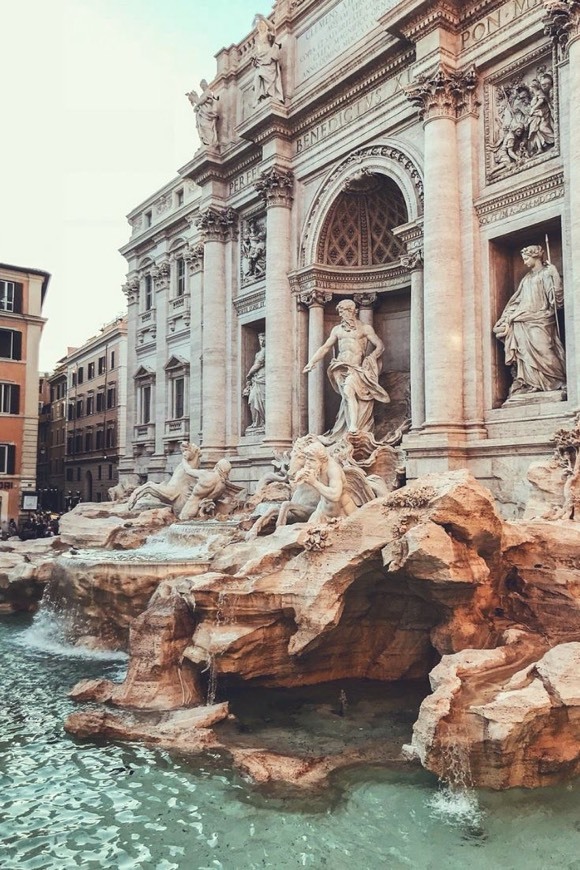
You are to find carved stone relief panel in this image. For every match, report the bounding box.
[485,48,559,184]
[240,215,267,288]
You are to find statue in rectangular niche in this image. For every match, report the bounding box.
[241,217,266,286]
[486,61,556,182]
[493,244,566,401]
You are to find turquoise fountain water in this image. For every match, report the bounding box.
[2,613,580,869]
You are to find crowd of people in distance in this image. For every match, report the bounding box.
[1,512,60,541]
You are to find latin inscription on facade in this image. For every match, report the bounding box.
[461,0,542,51]
[229,166,260,196]
[296,0,401,83]
[295,68,411,155]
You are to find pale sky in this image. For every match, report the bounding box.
[1,0,266,371]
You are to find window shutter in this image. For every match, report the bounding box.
[10,385,20,414]
[12,283,23,314]
[7,444,16,474]
[13,331,22,360]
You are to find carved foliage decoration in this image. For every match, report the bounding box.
[241,215,267,287]
[405,64,479,121]
[255,167,294,207]
[196,206,238,242]
[485,50,558,184]
[543,0,580,57]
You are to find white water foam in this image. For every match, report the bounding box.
[428,784,484,828]
[15,608,128,661]
[68,530,222,564]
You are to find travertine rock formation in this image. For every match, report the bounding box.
[61,469,580,790]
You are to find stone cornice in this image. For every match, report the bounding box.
[289,263,409,296]
[474,171,565,226]
[233,286,266,316]
[255,167,294,208]
[405,63,479,121]
[196,206,238,242]
[543,0,580,57]
[380,0,507,41]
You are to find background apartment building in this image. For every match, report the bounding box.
[0,263,49,523]
[45,318,128,508]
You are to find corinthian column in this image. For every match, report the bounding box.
[256,167,294,447]
[185,243,204,443]
[353,293,377,327]
[401,252,425,429]
[544,1,580,405]
[299,290,333,434]
[196,206,237,454]
[405,65,477,431]
[152,260,170,457]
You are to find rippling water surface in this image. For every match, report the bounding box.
[2,614,580,869]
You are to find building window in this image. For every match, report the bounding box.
[98,356,106,375]
[144,275,153,311]
[96,392,104,412]
[96,429,104,450]
[67,403,75,422]
[0,329,22,360]
[176,189,184,207]
[139,384,152,424]
[71,371,77,387]
[108,463,113,480]
[106,387,116,409]
[76,399,83,417]
[145,210,152,227]
[97,465,102,481]
[67,436,74,455]
[88,362,95,379]
[75,434,82,453]
[173,377,185,419]
[85,432,93,451]
[86,395,94,415]
[106,427,115,448]
[0,383,19,414]
[66,467,73,481]
[77,467,81,481]
[176,258,186,297]
[110,350,115,369]
[0,280,22,313]
[77,367,84,385]
[0,443,16,474]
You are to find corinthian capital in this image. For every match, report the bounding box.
[184,243,204,273]
[405,64,479,122]
[401,250,424,272]
[543,0,580,56]
[122,277,140,304]
[151,260,171,291]
[196,206,238,242]
[298,289,333,308]
[256,167,294,208]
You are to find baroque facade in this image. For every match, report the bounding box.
[121,0,580,515]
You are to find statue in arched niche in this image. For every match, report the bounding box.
[303,299,390,439]
[494,244,566,398]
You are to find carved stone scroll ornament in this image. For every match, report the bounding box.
[196,206,238,242]
[543,0,580,56]
[405,64,479,121]
[401,251,424,272]
[122,277,140,304]
[184,243,204,274]
[255,167,294,208]
[151,261,170,293]
[353,293,378,309]
[297,290,333,309]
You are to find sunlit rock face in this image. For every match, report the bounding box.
[61,470,580,790]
